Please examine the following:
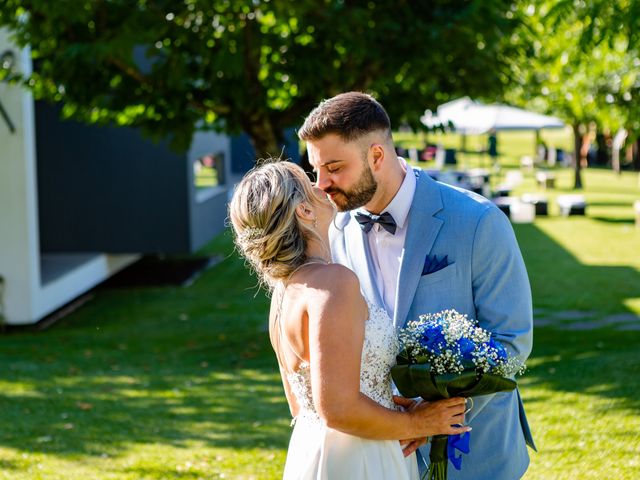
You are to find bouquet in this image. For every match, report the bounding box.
[391,310,524,480]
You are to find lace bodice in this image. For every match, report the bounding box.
[287,302,399,423]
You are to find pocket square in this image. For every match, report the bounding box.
[422,254,451,276]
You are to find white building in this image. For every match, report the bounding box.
[0,30,232,325]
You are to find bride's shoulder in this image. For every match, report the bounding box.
[299,264,362,304]
[304,265,366,322]
[306,263,359,289]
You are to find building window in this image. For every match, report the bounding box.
[193,151,224,189]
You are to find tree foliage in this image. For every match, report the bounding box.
[505,1,640,187]
[509,4,636,129]
[1,0,528,156]
[548,0,640,51]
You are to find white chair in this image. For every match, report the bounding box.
[505,170,524,188]
[535,171,556,189]
[434,146,445,169]
[557,194,587,216]
[520,156,534,171]
[510,200,536,224]
[547,147,556,166]
[521,193,549,216]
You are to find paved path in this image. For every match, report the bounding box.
[534,308,640,331]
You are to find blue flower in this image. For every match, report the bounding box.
[418,322,446,354]
[480,338,508,367]
[457,338,476,361]
[489,338,508,361]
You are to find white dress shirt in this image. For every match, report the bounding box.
[357,163,416,317]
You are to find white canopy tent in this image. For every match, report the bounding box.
[421,97,565,167]
[421,97,565,134]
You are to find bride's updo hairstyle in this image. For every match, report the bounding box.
[229,160,321,290]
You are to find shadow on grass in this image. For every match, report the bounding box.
[590,216,635,224]
[513,223,640,314]
[553,184,640,195]
[513,223,640,412]
[0,342,291,459]
[587,201,635,208]
[0,459,20,470]
[0,227,638,465]
[523,328,640,412]
[121,466,215,479]
[0,239,291,459]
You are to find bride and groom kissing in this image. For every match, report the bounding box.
[230,92,535,479]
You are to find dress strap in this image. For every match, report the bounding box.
[274,260,329,372]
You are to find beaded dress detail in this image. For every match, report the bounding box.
[286,301,398,424]
[282,300,418,480]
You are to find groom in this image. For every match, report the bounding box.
[299,92,535,479]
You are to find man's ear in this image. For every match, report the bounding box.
[370,143,385,171]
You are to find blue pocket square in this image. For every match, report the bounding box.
[422,254,451,276]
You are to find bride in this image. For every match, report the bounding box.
[229,160,469,479]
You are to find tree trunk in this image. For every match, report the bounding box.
[634,140,640,188]
[572,123,584,190]
[244,115,281,161]
[241,17,283,162]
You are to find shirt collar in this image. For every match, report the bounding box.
[355,158,416,230]
[383,163,416,230]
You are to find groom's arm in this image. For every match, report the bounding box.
[466,206,533,423]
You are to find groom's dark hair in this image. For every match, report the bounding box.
[298,92,391,142]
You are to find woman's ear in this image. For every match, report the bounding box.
[295,203,315,222]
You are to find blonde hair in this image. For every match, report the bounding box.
[229,160,321,290]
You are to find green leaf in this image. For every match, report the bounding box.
[391,364,516,401]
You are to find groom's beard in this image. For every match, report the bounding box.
[325,163,377,212]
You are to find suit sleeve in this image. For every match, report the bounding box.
[466,206,533,422]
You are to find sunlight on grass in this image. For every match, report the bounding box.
[521,329,640,480]
[524,389,640,480]
[532,218,639,268]
[623,298,640,313]
[0,382,45,399]
[1,133,639,478]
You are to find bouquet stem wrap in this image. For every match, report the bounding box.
[392,310,525,479]
[392,360,517,480]
[427,435,448,480]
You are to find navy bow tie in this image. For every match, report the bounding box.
[354,211,397,235]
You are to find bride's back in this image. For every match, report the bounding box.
[269,263,368,375]
[269,275,310,375]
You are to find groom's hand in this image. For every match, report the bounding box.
[393,396,427,457]
[400,436,427,457]
[393,395,419,411]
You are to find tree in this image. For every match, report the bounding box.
[507,1,640,188]
[562,0,640,174]
[1,0,529,157]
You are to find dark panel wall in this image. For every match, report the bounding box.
[36,101,191,253]
[189,188,229,252]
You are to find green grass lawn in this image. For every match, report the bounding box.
[0,234,287,480]
[1,141,639,478]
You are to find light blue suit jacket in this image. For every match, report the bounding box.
[329,168,534,480]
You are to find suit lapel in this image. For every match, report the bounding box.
[393,171,445,328]
[344,216,384,306]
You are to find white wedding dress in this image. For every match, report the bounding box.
[282,302,419,480]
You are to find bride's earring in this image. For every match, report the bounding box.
[313,216,318,228]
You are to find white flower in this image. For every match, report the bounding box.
[397,309,524,375]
